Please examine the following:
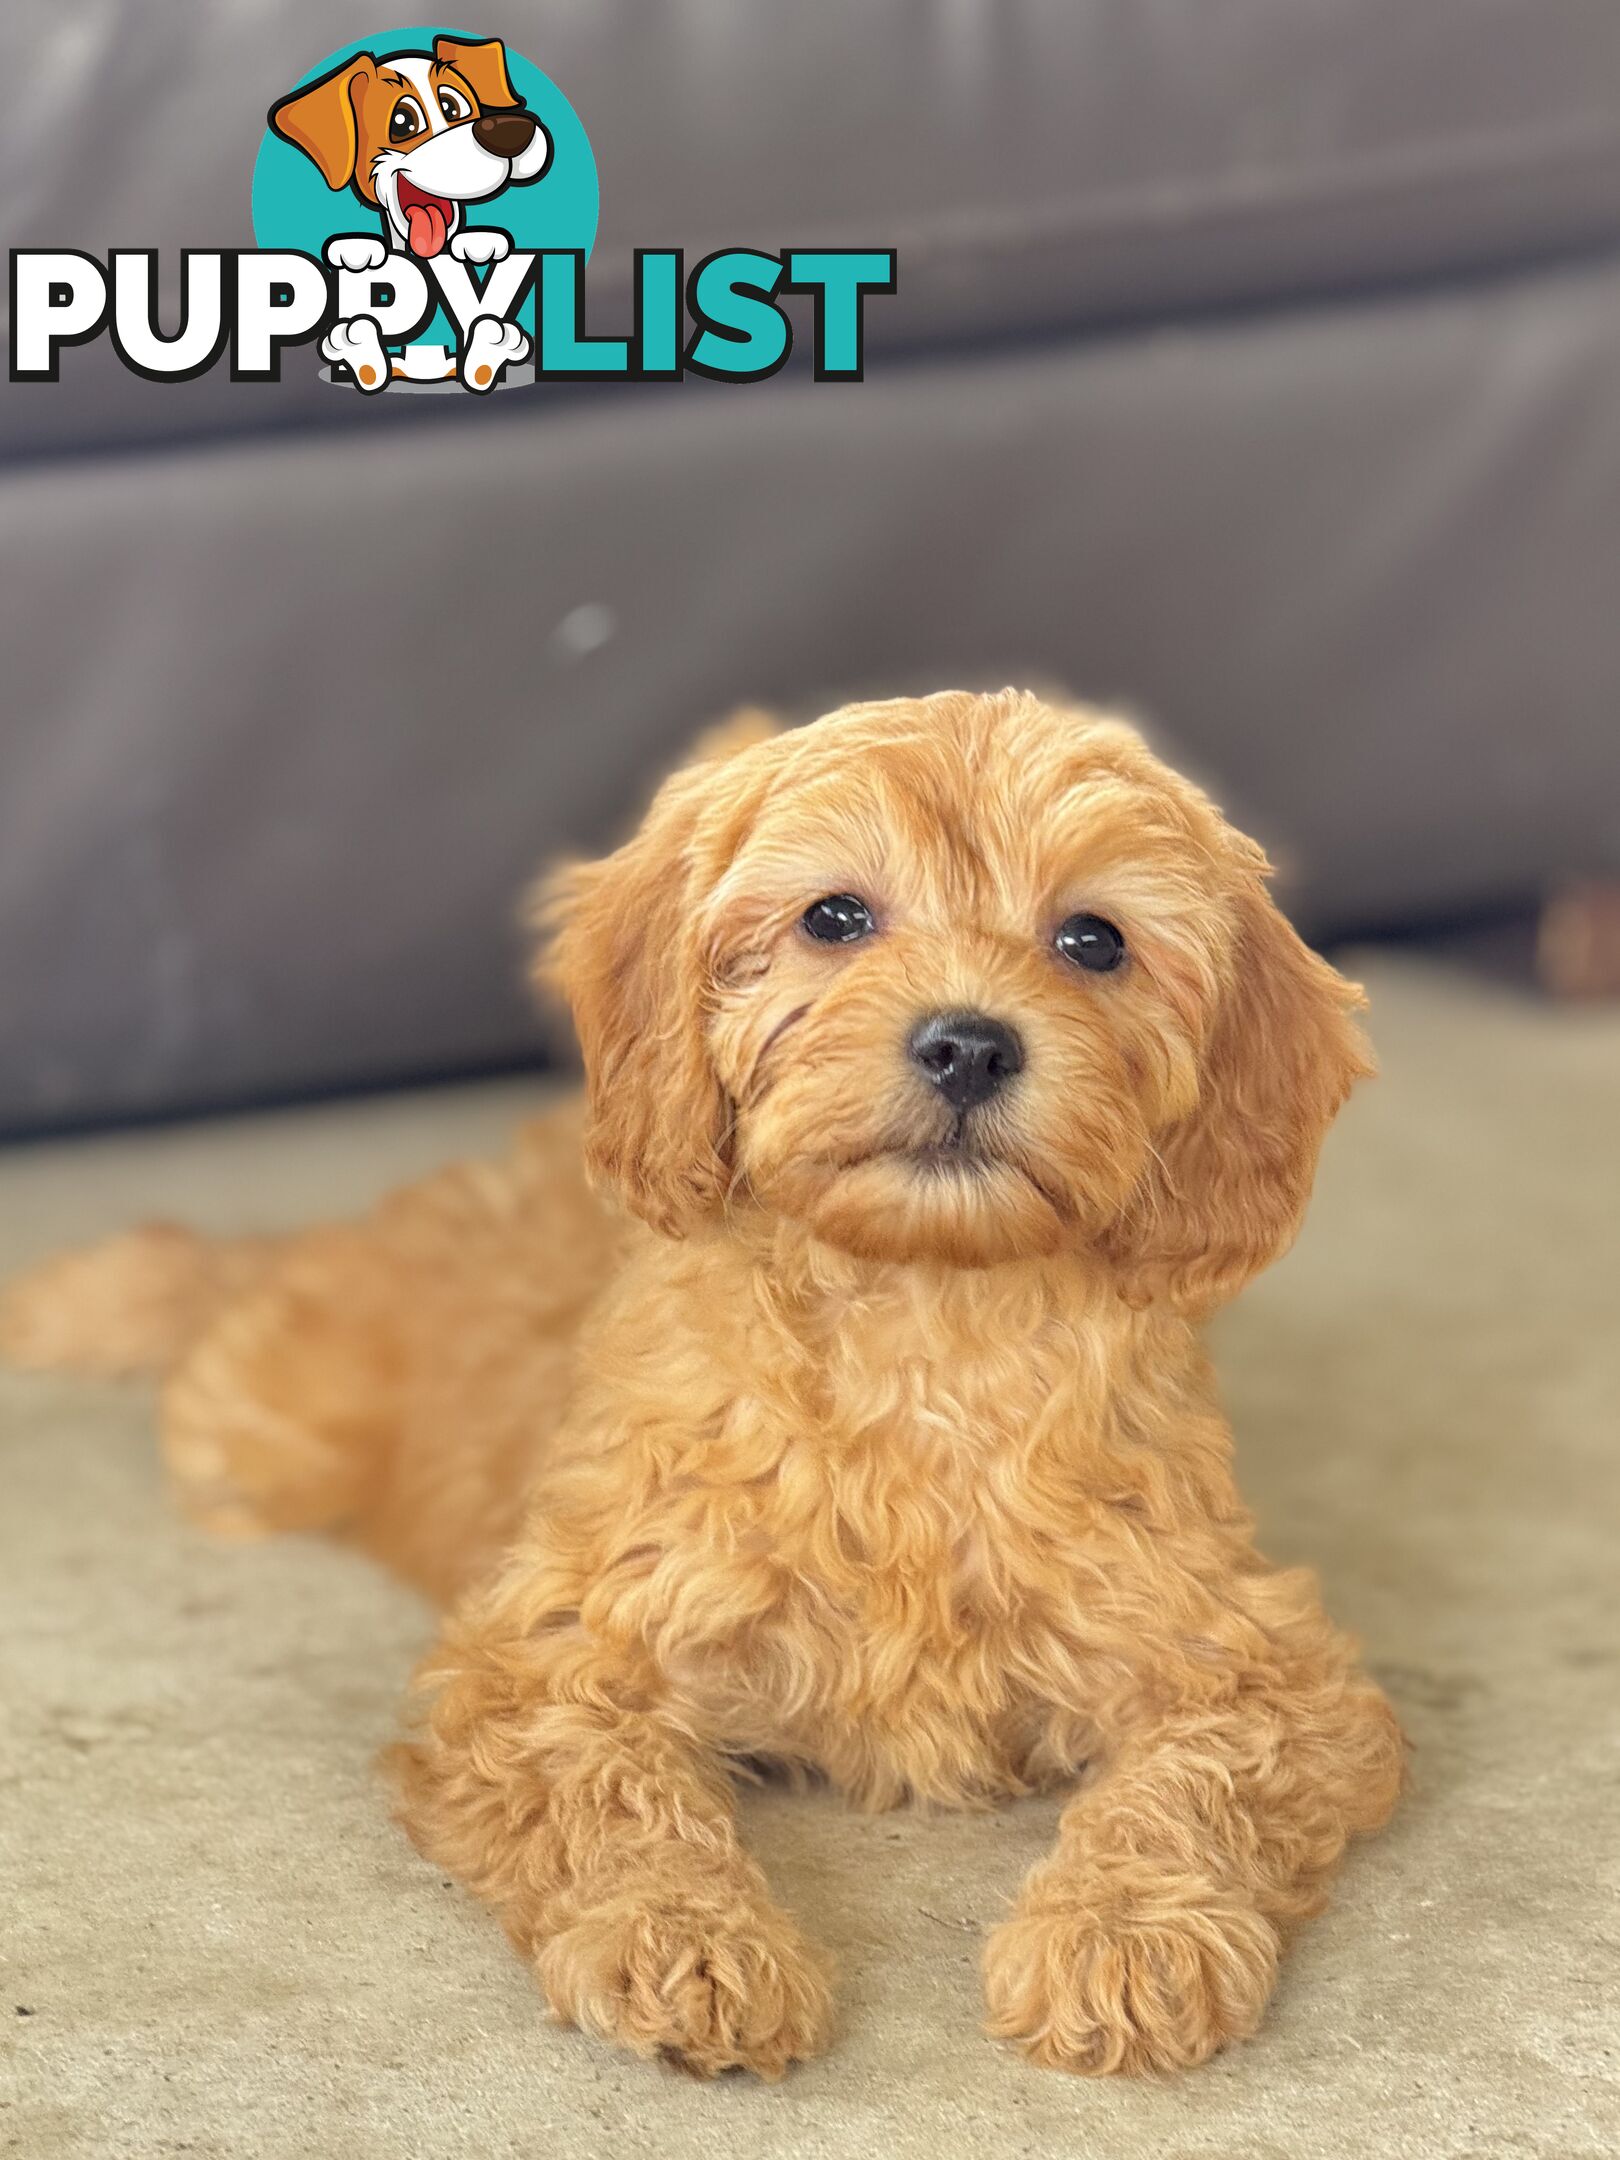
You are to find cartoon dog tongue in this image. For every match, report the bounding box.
[405,198,450,257]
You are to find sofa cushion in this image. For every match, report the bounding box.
[4,253,1620,1131]
[4,0,1619,461]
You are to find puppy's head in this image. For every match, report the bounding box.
[268,37,551,255]
[541,693,1370,1309]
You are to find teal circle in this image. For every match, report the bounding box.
[250,26,597,342]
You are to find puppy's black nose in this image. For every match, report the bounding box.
[907,1011,1024,1112]
[473,110,540,156]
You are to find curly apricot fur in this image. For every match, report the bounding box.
[0,692,1402,2079]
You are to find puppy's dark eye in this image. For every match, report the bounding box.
[1055,913,1126,972]
[437,87,471,123]
[389,96,427,141]
[801,895,875,944]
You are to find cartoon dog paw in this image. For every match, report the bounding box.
[449,229,512,266]
[321,318,390,393]
[460,317,529,392]
[324,234,389,274]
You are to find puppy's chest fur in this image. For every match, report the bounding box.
[545,1235,1242,1809]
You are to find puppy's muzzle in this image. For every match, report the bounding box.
[908,1011,1024,1112]
[473,110,543,158]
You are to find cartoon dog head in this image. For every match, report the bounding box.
[542,693,1372,1303]
[269,35,552,258]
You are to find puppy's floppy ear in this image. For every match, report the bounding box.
[434,34,520,109]
[269,57,376,190]
[534,711,779,1236]
[1103,846,1373,1311]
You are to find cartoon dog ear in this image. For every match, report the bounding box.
[1102,847,1373,1311]
[268,56,376,190]
[533,712,780,1237]
[434,34,520,109]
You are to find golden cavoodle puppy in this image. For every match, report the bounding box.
[1,690,1403,2079]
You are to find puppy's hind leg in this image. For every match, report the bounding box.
[160,1228,404,1543]
[322,318,390,392]
[460,318,528,391]
[1,1219,381,1543]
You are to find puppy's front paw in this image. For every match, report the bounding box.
[450,228,511,265]
[537,1867,833,2079]
[325,234,388,273]
[460,316,529,391]
[983,1862,1279,2075]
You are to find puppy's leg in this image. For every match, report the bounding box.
[449,229,511,265]
[321,317,390,391]
[158,1227,551,1592]
[460,317,529,391]
[392,1596,833,2079]
[159,1224,406,1542]
[985,1590,1402,2074]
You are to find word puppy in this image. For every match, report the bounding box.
[1,692,1403,2080]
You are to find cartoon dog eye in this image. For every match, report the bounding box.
[437,85,472,123]
[388,95,428,142]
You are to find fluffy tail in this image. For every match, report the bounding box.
[0,1224,283,1380]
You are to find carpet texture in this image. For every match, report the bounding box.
[2,954,1616,2158]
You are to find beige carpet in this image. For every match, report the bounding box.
[2,954,1617,2159]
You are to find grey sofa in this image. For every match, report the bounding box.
[4,1,1620,1132]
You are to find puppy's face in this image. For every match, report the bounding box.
[268,37,552,257]
[547,694,1370,1307]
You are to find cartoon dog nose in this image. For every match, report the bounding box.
[473,110,541,157]
[907,1011,1024,1112]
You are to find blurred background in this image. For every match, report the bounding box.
[4,0,1620,1134]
